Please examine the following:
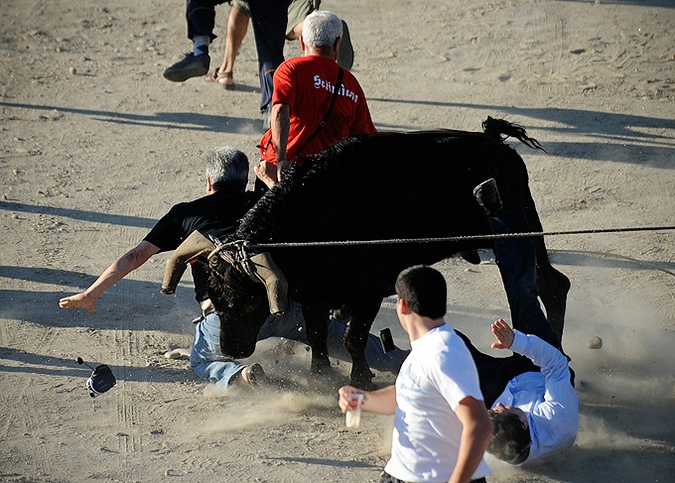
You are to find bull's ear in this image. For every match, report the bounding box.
[249,252,288,316]
[161,230,215,295]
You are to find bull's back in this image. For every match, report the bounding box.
[236,130,530,300]
[267,130,527,241]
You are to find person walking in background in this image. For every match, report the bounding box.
[163,0,290,126]
[203,0,354,89]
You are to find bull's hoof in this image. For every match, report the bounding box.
[310,357,332,375]
[350,376,376,392]
[350,365,376,391]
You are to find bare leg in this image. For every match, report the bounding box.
[205,5,249,88]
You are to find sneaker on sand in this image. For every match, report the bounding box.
[337,20,354,70]
[473,178,503,216]
[163,52,210,82]
[245,363,269,389]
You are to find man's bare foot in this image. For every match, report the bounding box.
[58,292,96,313]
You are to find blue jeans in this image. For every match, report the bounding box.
[190,310,243,390]
[190,299,408,388]
[247,0,290,113]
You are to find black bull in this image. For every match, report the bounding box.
[206,119,571,389]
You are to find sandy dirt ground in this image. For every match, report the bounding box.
[1,0,674,482]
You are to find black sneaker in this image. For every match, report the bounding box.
[337,20,354,70]
[163,52,210,82]
[245,363,269,389]
[473,178,502,216]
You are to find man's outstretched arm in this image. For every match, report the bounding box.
[59,240,159,313]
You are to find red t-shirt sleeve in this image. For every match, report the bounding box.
[271,61,296,108]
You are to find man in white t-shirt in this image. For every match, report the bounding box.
[338,266,493,483]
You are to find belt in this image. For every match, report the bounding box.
[380,472,486,483]
[203,306,216,316]
[192,306,216,324]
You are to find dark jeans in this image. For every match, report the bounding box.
[185,0,227,42]
[248,0,290,113]
[489,208,560,349]
[379,471,487,483]
[459,207,563,408]
[185,0,290,113]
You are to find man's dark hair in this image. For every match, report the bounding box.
[487,411,532,464]
[394,265,447,319]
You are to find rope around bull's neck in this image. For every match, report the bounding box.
[249,225,675,249]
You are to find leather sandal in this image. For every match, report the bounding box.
[203,70,235,90]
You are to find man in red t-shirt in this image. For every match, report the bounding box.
[255,10,376,189]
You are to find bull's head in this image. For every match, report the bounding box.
[160,232,289,358]
[207,254,272,358]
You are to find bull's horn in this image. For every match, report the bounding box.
[161,230,215,295]
[249,252,288,316]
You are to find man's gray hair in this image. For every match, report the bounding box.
[205,146,249,190]
[302,10,342,48]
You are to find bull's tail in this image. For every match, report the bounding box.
[482,116,546,152]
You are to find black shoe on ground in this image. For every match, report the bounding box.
[473,178,503,216]
[245,363,269,389]
[337,20,354,70]
[163,52,210,82]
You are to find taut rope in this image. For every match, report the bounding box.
[250,225,675,249]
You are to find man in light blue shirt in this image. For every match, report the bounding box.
[466,178,579,465]
[487,319,578,464]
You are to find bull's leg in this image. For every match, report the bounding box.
[344,297,382,390]
[301,305,332,375]
[535,250,570,342]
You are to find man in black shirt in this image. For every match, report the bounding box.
[60,147,406,391]
[59,147,270,389]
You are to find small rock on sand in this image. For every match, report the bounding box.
[587,336,603,349]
